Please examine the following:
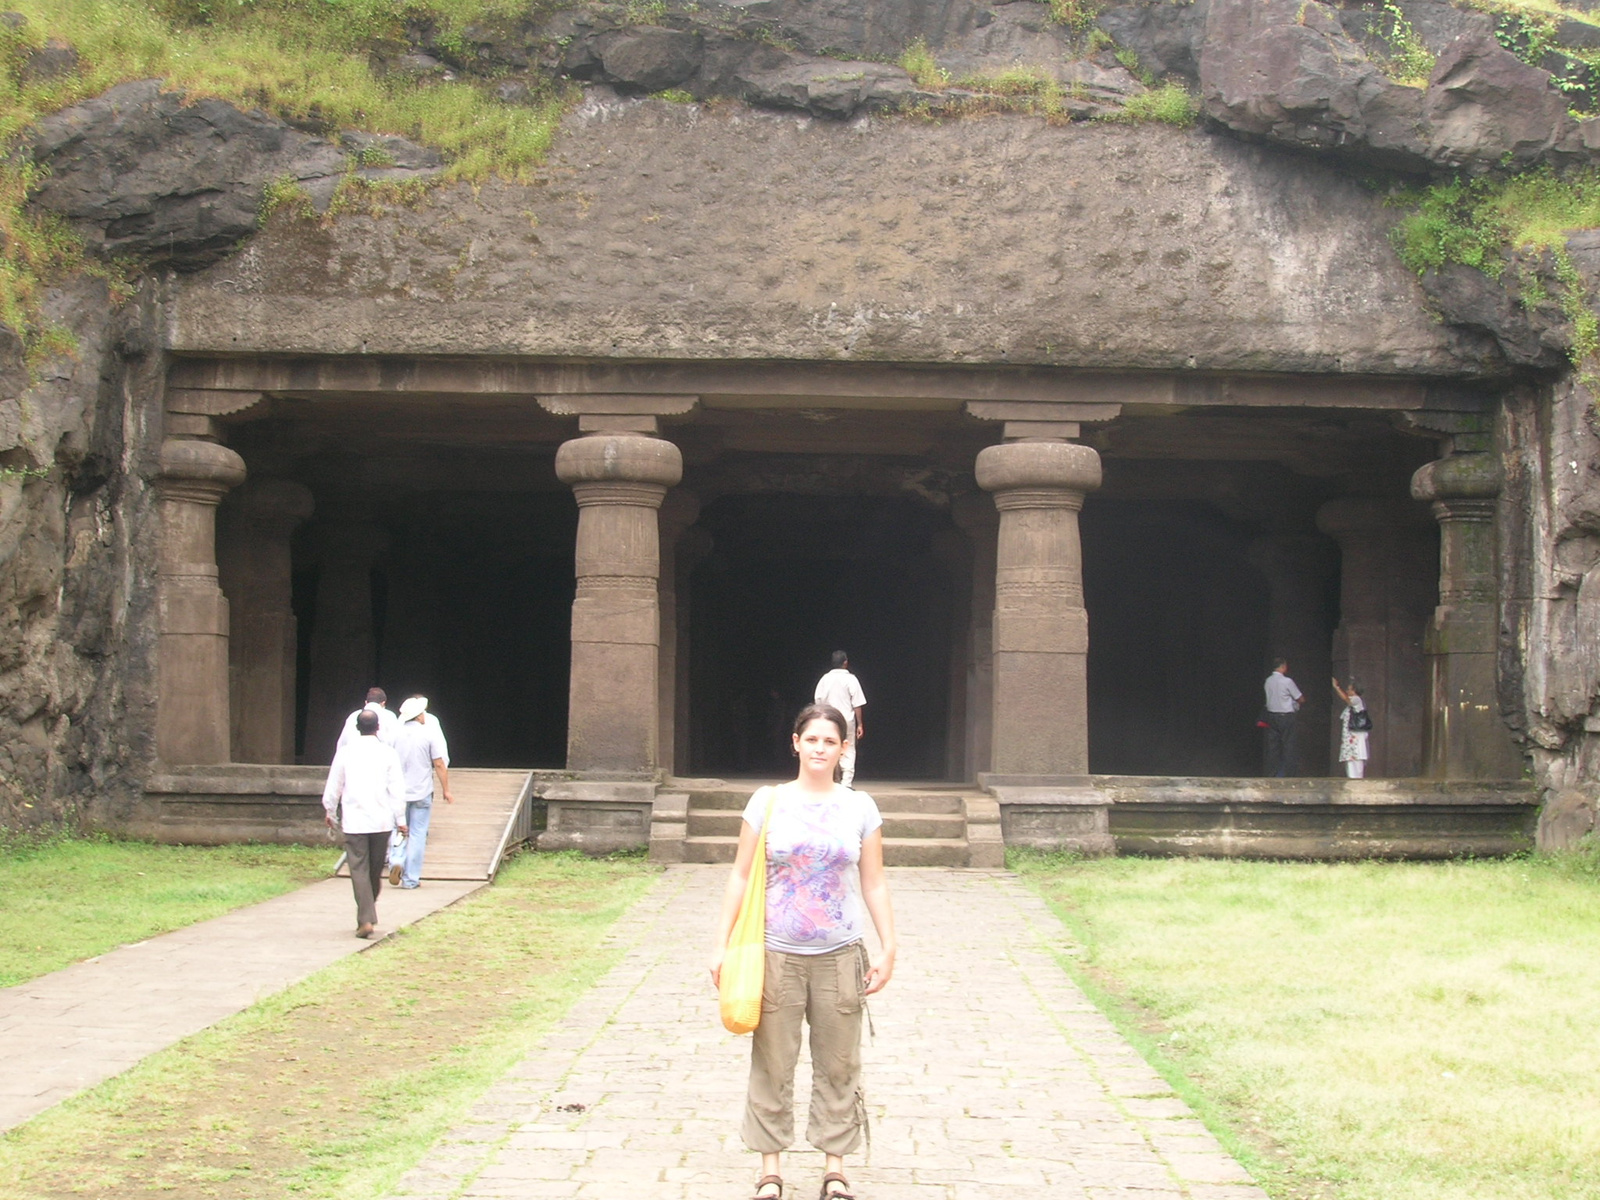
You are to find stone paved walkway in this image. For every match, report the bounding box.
[0,876,482,1132]
[392,866,1268,1200]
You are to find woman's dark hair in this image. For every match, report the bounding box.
[793,703,849,742]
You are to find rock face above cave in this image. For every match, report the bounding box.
[29,81,443,269]
[169,98,1487,375]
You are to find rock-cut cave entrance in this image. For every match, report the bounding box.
[288,490,577,768]
[685,494,963,782]
[1080,498,1281,776]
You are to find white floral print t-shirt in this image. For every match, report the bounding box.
[743,784,883,955]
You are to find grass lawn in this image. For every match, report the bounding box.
[1014,851,1600,1200]
[0,837,336,986]
[0,849,656,1200]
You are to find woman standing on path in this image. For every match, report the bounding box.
[710,704,898,1200]
[1332,677,1370,778]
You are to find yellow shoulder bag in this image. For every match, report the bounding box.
[719,785,778,1035]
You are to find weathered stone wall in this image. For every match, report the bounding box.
[0,279,165,831]
[1503,373,1600,845]
[168,100,1484,375]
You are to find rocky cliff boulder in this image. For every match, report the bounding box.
[1422,33,1586,171]
[28,80,443,270]
[1199,0,1597,175]
[1095,0,1210,82]
[1199,0,1431,169]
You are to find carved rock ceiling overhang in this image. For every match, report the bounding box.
[179,355,1496,487]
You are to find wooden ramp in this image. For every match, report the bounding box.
[339,768,535,882]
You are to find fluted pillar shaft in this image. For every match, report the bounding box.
[303,521,389,765]
[656,490,700,779]
[1411,453,1522,778]
[556,434,683,776]
[218,480,314,764]
[154,437,246,763]
[976,441,1102,780]
[1316,497,1435,777]
[952,494,999,780]
[1246,533,1337,777]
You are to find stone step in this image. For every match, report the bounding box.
[681,834,972,868]
[687,808,967,839]
[686,788,967,815]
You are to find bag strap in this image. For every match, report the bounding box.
[757,784,780,847]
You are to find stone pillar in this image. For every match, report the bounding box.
[977,440,1101,778]
[975,438,1112,853]
[930,526,974,782]
[1411,452,1523,778]
[674,526,713,776]
[556,433,682,776]
[533,396,699,853]
[302,520,390,765]
[1316,497,1435,777]
[657,490,700,779]
[952,493,999,781]
[1246,533,1338,776]
[153,432,246,764]
[538,425,684,854]
[217,480,314,764]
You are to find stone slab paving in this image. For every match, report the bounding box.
[392,866,1268,1200]
[0,875,482,1132]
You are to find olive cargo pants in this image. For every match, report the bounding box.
[742,941,868,1155]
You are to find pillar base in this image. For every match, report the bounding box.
[537,778,658,854]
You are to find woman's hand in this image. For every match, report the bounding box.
[708,948,725,989]
[864,948,896,995]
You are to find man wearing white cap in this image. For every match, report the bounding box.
[388,695,453,888]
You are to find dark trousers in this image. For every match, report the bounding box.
[344,831,390,928]
[1264,711,1298,777]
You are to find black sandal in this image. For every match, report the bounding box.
[819,1172,855,1200]
[752,1174,783,1198]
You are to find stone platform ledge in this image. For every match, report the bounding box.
[536,777,658,855]
[1097,775,1538,860]
[980,775,1116,856]
[138,763,572,846]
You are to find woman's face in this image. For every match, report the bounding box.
[793,718,845,773]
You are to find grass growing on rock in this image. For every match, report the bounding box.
[1013,850,1600,1200]
[0,835,335,985]
[1111,81,1197,125]
[0,0,573,359]
[1391,167,1600,375]
[0,850,657,1200]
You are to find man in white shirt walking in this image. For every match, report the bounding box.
[335,687,399,753]
[389,695,454,889]
[1262,658,1304,778]
[323,709,407,937]
[814,651,867,788]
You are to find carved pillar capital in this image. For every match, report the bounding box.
[658,488,702,542]
[154,437,246,503]
[975,439,1103,497]
[232,478,315,534]
[1411,451,1501,504]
